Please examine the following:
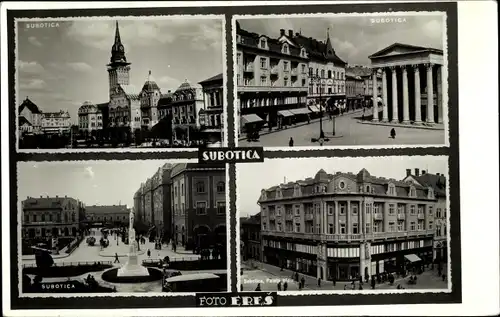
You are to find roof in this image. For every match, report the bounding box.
[19,97,41,114]
[199,73,223,85]
[237,26,305,59]
[19,116,32,126]
[241,212,261,225]
[96,102,109,110]
[85,205,129,214]
[413,173,447,198]
[291,33,346,65]
[79,101,101,114]
[121,85,140,100]
[141,71,161,92]
[346,66,373,77]
[22,196,78,210]
[170,163,225,178]
[369,43,444,59]
[43,110,70,118]
[175,80,202,92]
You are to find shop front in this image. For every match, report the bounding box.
[326,258,360,281]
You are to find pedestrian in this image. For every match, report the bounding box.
[317,278,321,287]
[358,284,363,290]
[332,278,336,287]
[301,276,305,289]
[362,114,365,121]
[442,274,446,281]
[371,277,376,289]
[255,283,261,291]
[147,249,151,258]
[390,128,396,139]
[277,281,282,291]
[343,284,348,290]
[283,281,288,291]
[289,137,294,147]
[114,252,120,263]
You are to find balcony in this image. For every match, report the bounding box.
[373,213,383,220]
[397,213,405,220]
[285,214,293,221]
[305,214,314,221]
[243,64,254,73]
[291,69,298,76]
[321,233,363,242]
[238,86,308,93]
[269,214,275,220]
[262,230,319,241]
[417,213,425,219]
[270,66,279,75]
[369,229,434,240]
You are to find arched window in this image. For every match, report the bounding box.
[196,181,206,193]
[217,181,225,193]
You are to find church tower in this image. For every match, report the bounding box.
[107,21,131,98]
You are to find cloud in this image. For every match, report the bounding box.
[158,75,181,91]
[19,79,46,90]
[18,61,45,74]
[28,36,42,47]
[66,62,93,72]
[422,19,443,39]
[186,22,223,51]
[84,166,95,179]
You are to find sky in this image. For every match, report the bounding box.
[238,13,444,66]
[17,18,224,123]
[237,156,448,218]
[17,160,194,208]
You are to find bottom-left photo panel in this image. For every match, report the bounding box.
[17,160,229,296]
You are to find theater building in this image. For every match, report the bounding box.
[22,195,85,240]
[403,168,447,263]
[369,43,445,125]
[236,22,309,134]
[170,163,226,250]
[240,212,262,261]
[259,168,438,281]
[84,204,130,226]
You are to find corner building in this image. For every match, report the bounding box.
[259,168,437,281]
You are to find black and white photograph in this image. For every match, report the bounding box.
[238,156,450,293]
[18,160,228,295]
[235,13,448,148]
[16,16,225,151]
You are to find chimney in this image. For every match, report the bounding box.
[288,29,293,37]
[296,32,300,37]
[415,168,420,177]
[436,173,440,176]
[406,169,411,177]
[40,195,42,198]
[280,29,285,36]
[168,90,171,93]
[55,195,58,198]
[422,170,426,175]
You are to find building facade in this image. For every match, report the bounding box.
[369,43,445,124]
[84,205,130,225]
[170,81,205,142]
[236,23,309,133]
[18,97,42,134]
[41,110,71,134]
[22,195,85,240]
[198,73,224,145]
[403,168,447,262]
[259,168,438,281]
[170,163,226,250]
[240,212,261,261]
[345,73,365,110]
[78,101,103,134]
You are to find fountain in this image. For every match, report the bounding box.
[100,210,162,284]
[117,211,149,277]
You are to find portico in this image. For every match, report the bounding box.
[369,43,445,125]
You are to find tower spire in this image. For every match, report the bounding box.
[114,21,121,45]
[109,20,129,66]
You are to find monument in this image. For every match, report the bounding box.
[117,210,150,277]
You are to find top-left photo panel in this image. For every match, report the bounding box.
[14,15,226,153]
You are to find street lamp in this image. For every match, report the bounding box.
[309,75,325,142]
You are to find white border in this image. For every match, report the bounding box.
[233,11,450,150]
[13,14,227,153]
[15,159,231,298]
[236,156,451,296]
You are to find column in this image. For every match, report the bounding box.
[371,69,379,122]
[324,202,328,235]
[413,64,422,124]
[360,201,364,234]
[390,66,399,123]
[426,63,435,123]
[346,201,351,234]
[402,65,410,123]
[334,201,339,234]
[382,68,389,122]
[438,65,444,123]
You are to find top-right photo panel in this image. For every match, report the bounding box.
[235,13,448,149]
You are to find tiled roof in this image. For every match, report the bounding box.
[291,34,346,65]
[414,173,447,198]
[237,26,304,59]
[158,94,173,107]
[19,116,32,126]
[241,212,261,225]
[170,163,225,178]
[346,66,372,77]
[175,80,202,92]
[43,110,70,118]
[19,97,41,114]
[22,196,78,210]
[96,102,109,110]
[121,85,140,100]
[199,73,223,85]
[85,205,129,214]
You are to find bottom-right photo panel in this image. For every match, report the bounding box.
[238,156,450,293]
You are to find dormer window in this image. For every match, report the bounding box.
[276,188,282,198]
[365,185,370,193]
[282,43,289,54]
[260,190,267,201]
[259,37,267,49]
[301,48,307,57]
[388,183,396,196]
[293,184,301,197]
[339,181,346,190]
[409,185,417,198]
[427,187,435,199]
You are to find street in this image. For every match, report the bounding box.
[239,111,445,147]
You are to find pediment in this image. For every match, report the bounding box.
[369,43,430,59]
[278,35,297,47]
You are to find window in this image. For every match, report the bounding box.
[294,205,300,216]
[352,223,359,234]
[196,202,207,215]
[217,181,225,193]
[260,38,266,48]
[365,203,372,214]
[328,223,334,234]
[436,208,442,218]
[260,76,267,85]
[328,205,333,215]
[340,223,346,234]
[262,222,267,230]
[284,78,288,86]
[71,213,75,222]
[366,185,370,193]
[309,67,313,76]
[389,204,395,215]
[295,223,301,233]
[277,222,282,231]
[410,205,416,215]
[389,222,395,232]
[283,61,288,70]
[217,201,226,215]
[339,181,346,189]
[352,205,358,215]
[260,57,266,69]
[24,215,29,222]
[428,206,433,216]
[410,222,416,231]
[237,53,241,64]
[388,184,396,195]
[428,221,433,230]
[196,181,205,193]
[301,64,306,73]
[321,69,325,78]
[328,70,332,78]
[283,44,289,53]
[181,184,184,196]
[365,223,370,234]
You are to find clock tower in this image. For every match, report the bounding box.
[107,21,131,99]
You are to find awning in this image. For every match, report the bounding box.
[289,108,311,115]
[309,105,321,113]
[278,110,295,117]
[404,254,422,262]
[241,114,264,125]
[371,97,383,104]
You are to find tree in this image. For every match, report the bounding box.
[35,249,54,271]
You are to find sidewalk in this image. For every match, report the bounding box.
[238,108,365,141]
